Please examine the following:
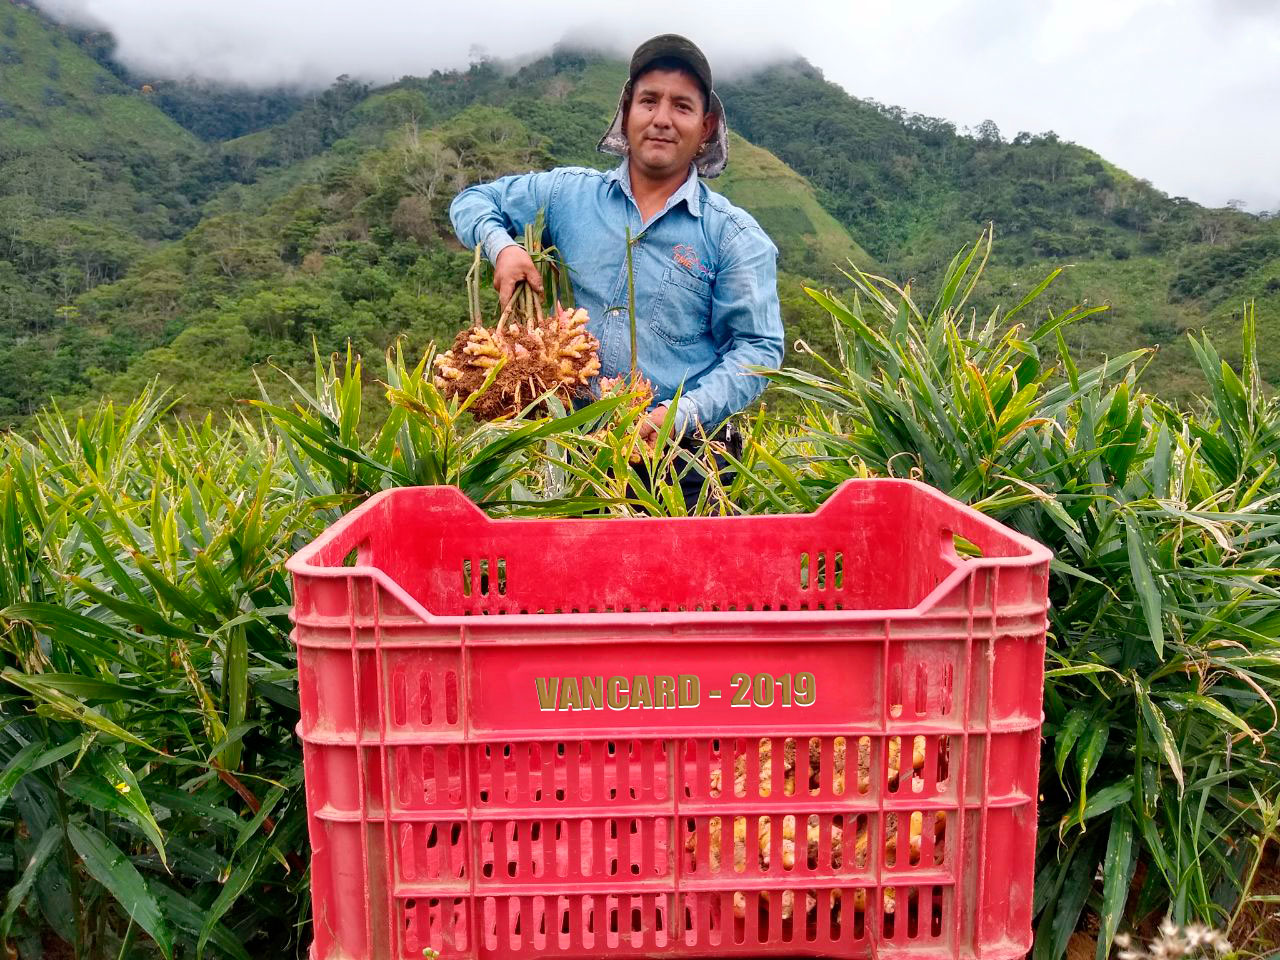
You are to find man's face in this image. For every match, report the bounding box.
[624,68,716,181]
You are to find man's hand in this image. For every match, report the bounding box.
[638,405,670,448]
[494,246,544,310]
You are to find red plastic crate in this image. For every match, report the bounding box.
[287,479,1051,960]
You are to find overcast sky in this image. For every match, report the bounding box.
[34,0,1280,212]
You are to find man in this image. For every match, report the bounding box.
[449,34,784,451]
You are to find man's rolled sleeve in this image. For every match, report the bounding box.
[676,226,784,432]
[449,170,560,265]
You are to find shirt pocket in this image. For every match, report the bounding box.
[650,267,713,346]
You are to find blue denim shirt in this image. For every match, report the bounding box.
[449,161,784,432]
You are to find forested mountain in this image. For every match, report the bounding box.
[2,1,1277,424]
[719,63,1280,393]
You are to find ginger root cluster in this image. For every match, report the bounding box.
[433,305,601,420]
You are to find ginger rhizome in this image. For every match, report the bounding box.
[689,737,931,923]
[435,233,600,420]
[434,304,601,421]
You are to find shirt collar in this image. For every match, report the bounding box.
[607,160,703,219]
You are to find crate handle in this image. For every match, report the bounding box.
[341,538,373,569]
[938,509,1035,560]
[941,529,983,561]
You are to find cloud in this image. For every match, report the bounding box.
[32,0,792,87]
[802,0,1280,210]
[31,0,1280,211]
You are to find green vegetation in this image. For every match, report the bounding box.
[2,18,1279,956]
[1,23,1278,426]
[0,4,215,421]
[761,236,1280,960]
[720,62,1249,270]
[0,41,870,425]
[710,132,878,275]
[1,237,1277,959]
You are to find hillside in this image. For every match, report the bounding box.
[0,2,215,417]
[2,17,1278,424]
[0,4,200,187]
[720,61,1280,387]
[712,133,876,276]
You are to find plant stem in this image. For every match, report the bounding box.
[467,245,482,326]
[94,809,107,959]
[114,916,135,960]
[54,778,84,960]
[1227,793,1280,938]
[524,223,535,320]
[625,226,638,378]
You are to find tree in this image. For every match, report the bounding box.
[189,214,277,280]
[394,130,462,202]
[975,119,1002,144]
[390,195,435,243]
[1198,209,1234,246]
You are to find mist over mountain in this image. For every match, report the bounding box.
[27,0,1280,212]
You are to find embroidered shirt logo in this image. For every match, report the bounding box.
[672,243,710,276]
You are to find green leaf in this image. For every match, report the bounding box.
[804,286,889,350]
[1044,663,1119,680]
[220,623,249,771]
[70,577,189,639]
[131,550,218,627]
[1056,329,1080,392]
[62,774,167,867]
[1220,359,1249,424]
[1050,839,1098,960]
[1,602,143,663]
[748,439,819,511]
[1,602,133,644]
[68,505,149,606]
[197,844,265,959]
[232,776,298,856]
[0,740,45,812]
[1078,718,1109,789]
[1062,778,1134,831]
[68,821,174,958]
[194,551,237,618]
[1054,707,1089,785]
[13,672,148,702]
[1173,693,1260,743]
[96,751,168,864]
[1137,810,1174,885]
[1011,269,1065,330]
[1096,807,1136,960]
[1048,557,1104,586]
[144,784,243,830]
[3,669,158,751]
[1135,679,1184,793]
[1124,516,1164,658]
[0,825,61,943]
[152,881,251,960]
[1153,423,1171,499]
